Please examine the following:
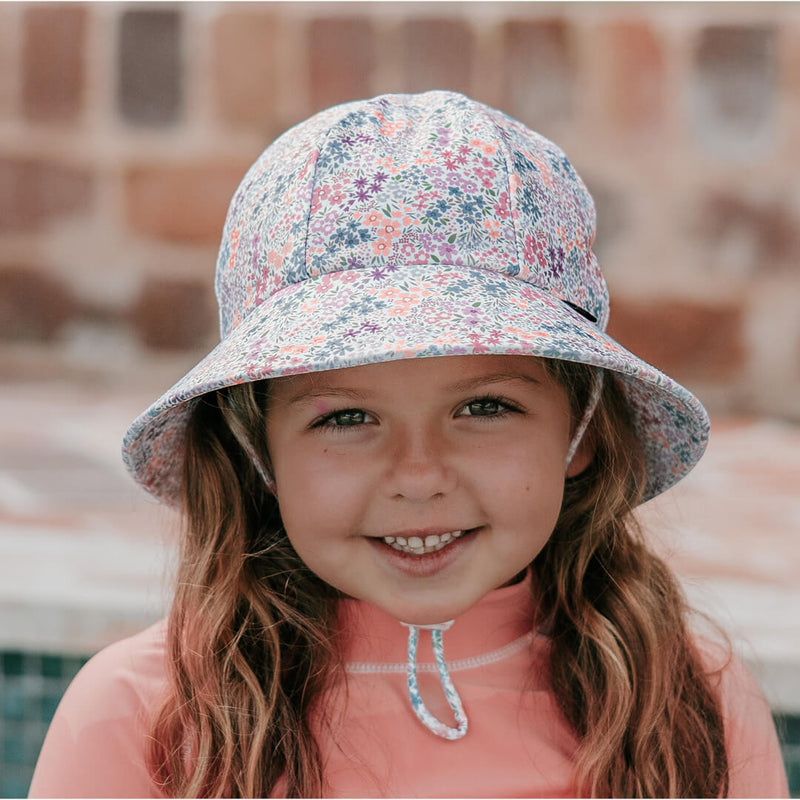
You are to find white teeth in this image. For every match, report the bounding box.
[382,530,469,555]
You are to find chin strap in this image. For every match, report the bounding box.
[400,621,468,740]
[564,369,604,471]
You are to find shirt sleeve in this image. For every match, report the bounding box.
[713,647,790,798]
[28,624,166,799]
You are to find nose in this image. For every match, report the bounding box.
[386,424,458,502]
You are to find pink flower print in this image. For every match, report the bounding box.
[227,227,241,271]
[399,239,424,261]
[310,184,331,215]
[432,332,460,346]
[503,325,546,343]
[466,331,491,354]
[310,211,336,238]
[328,188,346,206]
[522,232,548,272]
[364,210,383,227]
[378,156,404,175]
[386,302,412,318]
[483,218,502,240]
[441,149,458,171]
[414,149,435,166]
[474,166,496,189]
[420,307,451,326]
[379,121,406,138]
[468,138,497,156]
[373,238,393,257]
[494,192,511,220]
[412,192,429,214]
[378,217,403,240]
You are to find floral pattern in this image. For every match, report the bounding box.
[122,90,709,506]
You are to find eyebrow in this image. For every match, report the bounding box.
[283,372,543,405]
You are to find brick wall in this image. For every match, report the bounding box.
[1,2,799,419]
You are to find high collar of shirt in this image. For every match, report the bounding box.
[336,573,537,668]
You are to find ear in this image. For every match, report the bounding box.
[565,431,595,478]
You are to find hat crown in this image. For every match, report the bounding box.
[215,91,608,338]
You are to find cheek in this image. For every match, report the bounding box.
[273,449,371,541]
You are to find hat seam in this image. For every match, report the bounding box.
[477,103,523,276]
[302,119,339,279]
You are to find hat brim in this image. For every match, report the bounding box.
[122,264,709,505]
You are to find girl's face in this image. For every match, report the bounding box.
[264,355,591,625]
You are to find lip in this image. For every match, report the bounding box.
[367,527,481,578]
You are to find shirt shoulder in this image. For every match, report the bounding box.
[696,636,789,798]
[29,620,168,799]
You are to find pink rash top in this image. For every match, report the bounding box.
[30,577,788,798]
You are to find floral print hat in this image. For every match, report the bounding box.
[122,90,709,506]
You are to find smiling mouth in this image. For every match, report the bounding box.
[381,529,475,555]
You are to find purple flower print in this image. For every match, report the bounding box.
[434,126,452,147]
[423,164,445,181]
[547,244,566,278]
[437,242,457,261]
[309,211,337,238]
[369,171,388,193]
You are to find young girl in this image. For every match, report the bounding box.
[30,91,787,798]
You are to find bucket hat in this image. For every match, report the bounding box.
[122,90,709,506]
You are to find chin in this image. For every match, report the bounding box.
[378,593,481,627]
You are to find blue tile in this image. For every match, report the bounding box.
[1,685,26,721]
[3,734,26,765]
[786,755,800,799]
[776,713,800,746]
[1,773,30,800]
[40,693,62,723]
[1,652,24,677]
[40,655,63,679]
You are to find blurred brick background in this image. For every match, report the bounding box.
[1,1,799,416]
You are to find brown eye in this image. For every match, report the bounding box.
[458,396,519,420]
[331,410,366,426]
[465,399,501,416]
[314,408,373,432]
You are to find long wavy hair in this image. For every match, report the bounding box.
[147,358,729,797]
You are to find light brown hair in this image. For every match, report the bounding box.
[147,359,729,797]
